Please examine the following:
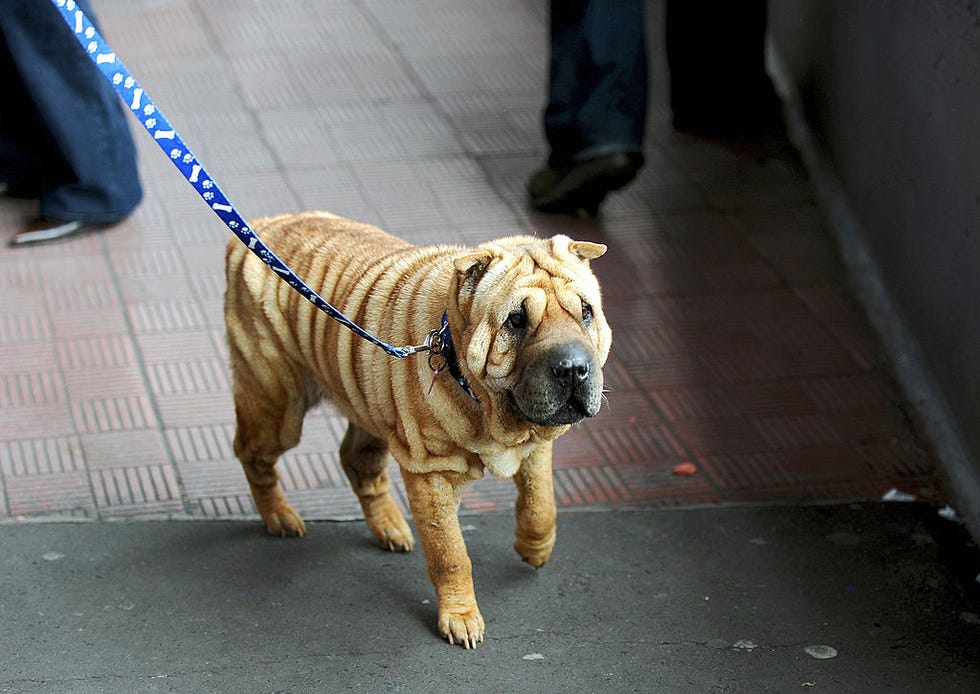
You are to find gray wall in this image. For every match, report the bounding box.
[768,1,979,522]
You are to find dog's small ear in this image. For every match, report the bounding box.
[454,251,493,292]
[569,241,607,261]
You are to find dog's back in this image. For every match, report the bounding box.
[224,211,459,432]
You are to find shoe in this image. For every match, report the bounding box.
[9,216,109,247]
[528,151,644,216]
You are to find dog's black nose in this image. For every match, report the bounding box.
[551,348,591,384]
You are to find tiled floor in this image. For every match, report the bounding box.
[0,0,942,522]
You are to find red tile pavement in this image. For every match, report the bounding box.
[0,0,946,523]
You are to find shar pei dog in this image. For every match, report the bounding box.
[224,211,611,648]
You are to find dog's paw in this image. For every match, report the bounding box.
[515,532,556,568]
[377,521,414,552]
[364,497,414,552]
[262,504,307,538]
[439,606,485,650]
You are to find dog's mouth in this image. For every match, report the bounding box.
[508,391,594,427]
[505,342,604,428]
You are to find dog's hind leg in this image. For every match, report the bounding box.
[230,366,310,538]
[340,423,414,551]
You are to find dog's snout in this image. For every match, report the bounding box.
[551,347,591,384]
[511,342,604,426]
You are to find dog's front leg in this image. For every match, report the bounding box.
[513,441,557,568]
[401,468,484,649]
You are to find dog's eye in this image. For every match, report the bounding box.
[506,309,527,331]
[582,301,593,325]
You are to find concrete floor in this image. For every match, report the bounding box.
[2,507,979,692]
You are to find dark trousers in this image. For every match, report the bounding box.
[665,0,779,135]
[0,0,142,223]
[544,0,649,166]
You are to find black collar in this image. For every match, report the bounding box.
[430,313,479,402]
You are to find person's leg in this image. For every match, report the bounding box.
[0,19,70,196]
[666,0,783,137]
[0,0,142,230]
[544,0,648,165]
[530,0,648,216]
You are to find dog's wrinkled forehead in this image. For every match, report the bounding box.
[478,235,604,299]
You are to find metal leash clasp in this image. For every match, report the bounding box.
[401,314,479,402]
[424,325,449,394]
[396,320,451,394]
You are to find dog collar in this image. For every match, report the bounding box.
[426,313,479,402]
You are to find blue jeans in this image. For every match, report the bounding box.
[544,0,648,166]
[0,0,142,223]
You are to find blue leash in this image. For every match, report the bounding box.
[48,0,428,359]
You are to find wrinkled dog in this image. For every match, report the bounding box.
[225,211,611,647]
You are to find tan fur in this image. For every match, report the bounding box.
[224,211,611,648]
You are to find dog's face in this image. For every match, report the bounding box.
[453,235,612,431]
